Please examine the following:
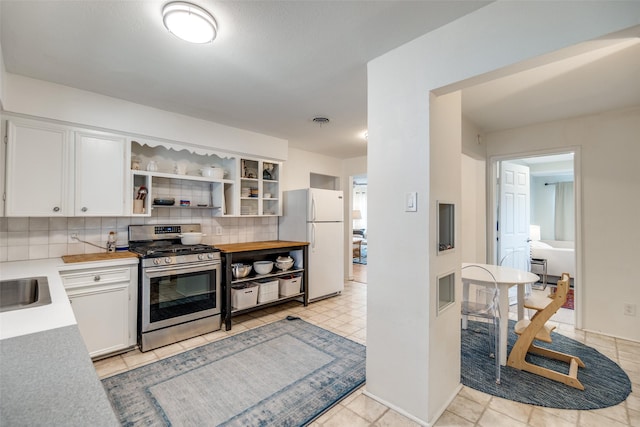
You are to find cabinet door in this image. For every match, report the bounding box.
[75,131,126,216]
[5,119,71,216]
[68,283,129,358]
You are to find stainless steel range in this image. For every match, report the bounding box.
[129,224,221,352]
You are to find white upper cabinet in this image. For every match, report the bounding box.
[4,117,126,217]
[75,130,126,216]
[4,116,282,217]
[5,119,72,216]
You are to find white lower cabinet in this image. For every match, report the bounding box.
[61,263,138,359]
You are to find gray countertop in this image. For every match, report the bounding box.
[0,325,119,426]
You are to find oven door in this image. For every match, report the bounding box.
[141,261,221,333]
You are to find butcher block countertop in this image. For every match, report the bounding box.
[215,240,309,253]
[62,251,139,263]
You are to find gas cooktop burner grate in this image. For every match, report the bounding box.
[130,244,218,257]
[128,224,220,259]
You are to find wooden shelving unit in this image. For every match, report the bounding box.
[216,241,309,330]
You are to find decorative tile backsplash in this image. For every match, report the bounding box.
[0,212,278,262]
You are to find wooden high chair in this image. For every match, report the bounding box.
[506,273,585,390]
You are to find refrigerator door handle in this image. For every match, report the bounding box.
[310,196,317,221]
[311,223,316,249]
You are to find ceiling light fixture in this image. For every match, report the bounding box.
[162,2,217,44]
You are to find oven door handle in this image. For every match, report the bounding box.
[145,261,220,277]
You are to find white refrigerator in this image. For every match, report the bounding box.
[278,188,344,301]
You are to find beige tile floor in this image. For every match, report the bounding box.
[95,275,639,426]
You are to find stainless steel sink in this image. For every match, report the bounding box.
[0,277,52,313]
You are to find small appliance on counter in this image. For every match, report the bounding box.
[128,224,221,352]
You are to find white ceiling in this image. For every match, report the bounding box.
[462,37,640,133]
[1,1,639,159]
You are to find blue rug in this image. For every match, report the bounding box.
[102,318,366,426]
[353,246,367,265]
[353,256,367,265]
[462,320,632,409]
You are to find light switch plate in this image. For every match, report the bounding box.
[405,192,417,212]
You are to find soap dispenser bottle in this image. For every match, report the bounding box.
[107,231,117,253]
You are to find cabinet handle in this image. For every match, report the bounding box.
[53,206,60,212]
[94,275,101,282]
[81,207,88,212]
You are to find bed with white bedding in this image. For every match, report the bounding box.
[530,240,575,280]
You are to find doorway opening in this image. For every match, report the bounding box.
[491,151,578,326]
[351,174,367,283]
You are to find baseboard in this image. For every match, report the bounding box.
[362,390,429,426]
[362,384,462,427]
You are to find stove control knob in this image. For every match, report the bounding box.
[198,254,206,261]
[154,258,162,265]
[164,257,173,264]
[207,253,214,260]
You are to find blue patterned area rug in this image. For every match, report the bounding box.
[102,318,366,426]
[462,320,632,409]
[353,255,367,265]
[353,246,367,265]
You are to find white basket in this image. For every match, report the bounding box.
[257,279,279,303]
[231,283,259,310]
[279,275,302,297]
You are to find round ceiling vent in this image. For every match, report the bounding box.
[312,117,330,125]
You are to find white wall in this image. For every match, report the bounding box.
[280,147,343,191]
[461,117,486,263]
[428,92,462,418]
[0,45,5,204]
[486,107,640,342]
[343,156,367,186]
[0,44,5,110]
[461,154,486,263]
[531,174,574,241]
[3,74,288,161]
[461,116,485,160]
[531,176,558,240]
[367,1,640,424]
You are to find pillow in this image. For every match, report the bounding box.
[530,241,552,249]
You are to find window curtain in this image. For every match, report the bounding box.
[353,185,367,231]
[554,182,574,241]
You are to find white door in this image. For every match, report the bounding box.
[498,161,531,270]
[307,221,344,300]
[308,189,344,222]
[499,162,531,304]
[75,131,126,216]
